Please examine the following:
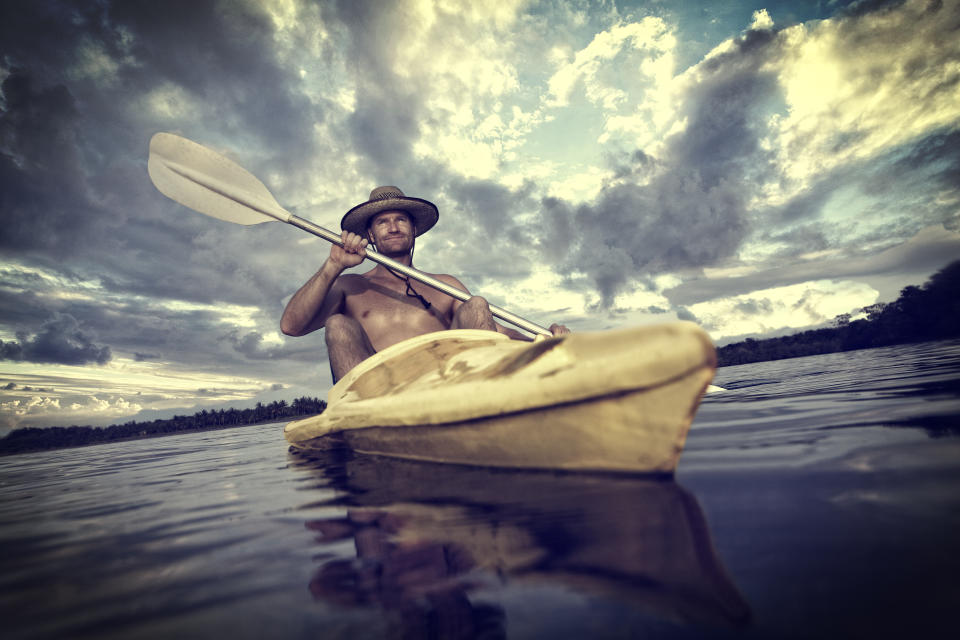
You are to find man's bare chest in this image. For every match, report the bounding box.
[342,279,453,347]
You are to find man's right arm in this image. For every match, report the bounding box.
[280,231,367,336]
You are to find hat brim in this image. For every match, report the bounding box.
[341,197,438,237]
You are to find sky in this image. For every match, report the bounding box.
[1,0,958,432]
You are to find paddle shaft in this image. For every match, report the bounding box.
[154,149,552,337]
[286,215,552,337]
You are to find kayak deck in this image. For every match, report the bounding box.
[285,322,716,473]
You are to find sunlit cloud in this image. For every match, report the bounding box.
[765,0,960,205]
[686,279,879,340]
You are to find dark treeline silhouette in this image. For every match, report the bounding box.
[0,396,327,456]
[717,260,960,366]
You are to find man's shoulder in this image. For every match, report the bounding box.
[336,272,372,292]
[434,273,467,288]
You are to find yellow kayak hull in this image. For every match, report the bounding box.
[285,322,716,473]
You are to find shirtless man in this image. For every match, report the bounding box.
[281,186,569,382]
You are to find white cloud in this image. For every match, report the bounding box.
[0,393,143,430]
[750,9,774,31]
[1,395,61,417]
[546,18,675,111]
[69,395,143,416]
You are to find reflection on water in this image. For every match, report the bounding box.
[293,451,750,638]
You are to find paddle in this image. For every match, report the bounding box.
[147,132,551,336]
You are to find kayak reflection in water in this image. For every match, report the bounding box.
[280,186,569,382]
[302,454,751,636]
[307,509,506,639]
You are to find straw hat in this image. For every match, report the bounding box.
[340,186,439,237]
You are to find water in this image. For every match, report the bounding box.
[2,341,959,639]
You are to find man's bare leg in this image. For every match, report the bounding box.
[451,296,497,331]
[324,314,376,383]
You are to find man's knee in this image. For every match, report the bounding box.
[324,314,360,346]
[462,296,490,313]
[453,296,496,331]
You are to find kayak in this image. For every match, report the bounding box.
[285,321,716,473]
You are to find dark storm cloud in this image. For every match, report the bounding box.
[0,0,344,397]
[0,72,94,254]
[0,0,325,294]
[0,313,111,365]
[537,28,780,307]
[0,270,318,379]
[108,0,324,169]
[346,84,422,178]
[222,329,317,361]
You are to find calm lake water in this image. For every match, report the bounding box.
[2,341,959,639]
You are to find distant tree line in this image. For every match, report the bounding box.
[0,396,327,456]
[717,260,960,366]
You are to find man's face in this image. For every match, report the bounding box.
[367,210,416,254]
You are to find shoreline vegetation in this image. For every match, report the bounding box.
[3,261,957,456]
[0,397,326,456]
[717,260,960,366]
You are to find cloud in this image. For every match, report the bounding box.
[0,0,331,308]
[0,71,95,256]
[765,0,960,204]
[546,18,675,111]
[69,395,142,416]
[527,0,960,310]
[1,396,62,428]
[0,393,141,430]
[666,225,960,306]
[687,279,879,340]
[536,26,779,307]
[0,313,111,365]
[222,329,319,361]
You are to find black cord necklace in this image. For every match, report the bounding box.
[385,267,432,310]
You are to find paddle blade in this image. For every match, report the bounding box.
[148,132,291,225]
